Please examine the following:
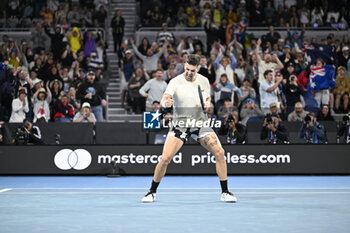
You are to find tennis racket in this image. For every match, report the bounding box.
[198,85,208,120]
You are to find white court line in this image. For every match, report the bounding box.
[0,188,12,193]
[9,187,350,190]
[4,191,350,195]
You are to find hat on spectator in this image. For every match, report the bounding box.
[32,78,42,86]
[292,30,298,35]
[162,23,168,27]
[269,102,277,108]
[287,62,295,68]
[247,98,254,103]
[337,66,345,71]
[342,46,349,51]
[125,49,132,54]
[49,79,63,90]
[284,45,291,49]
[87,70,95,76]
[82,102,91,109]
[38,88,47,99]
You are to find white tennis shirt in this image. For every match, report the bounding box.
[164,73,210,121]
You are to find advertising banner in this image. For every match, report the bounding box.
[0,145,349,175]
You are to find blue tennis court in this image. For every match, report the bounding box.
[1,176,350,233]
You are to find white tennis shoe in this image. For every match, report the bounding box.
[141,191,156,203]
[220,191,237,203]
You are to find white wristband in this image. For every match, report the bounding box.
[161,101,167,108]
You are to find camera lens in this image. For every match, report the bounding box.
[304,115,311,123]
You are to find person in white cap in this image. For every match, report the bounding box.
[33,81,52,123]
[338,46,349,68]
[73,102,96,124]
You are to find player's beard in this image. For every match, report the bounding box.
[185,72,194,81]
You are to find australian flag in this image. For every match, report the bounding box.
[308,65,336,91]
[304,43,337,65]
[234,18,247,48]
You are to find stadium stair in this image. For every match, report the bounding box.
[106,0,142,122]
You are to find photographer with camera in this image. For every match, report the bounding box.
[218,114,246,144]
[299,112,327,144]
[260,114,289,144]
[13,119,44,145]
[337,114,350,144]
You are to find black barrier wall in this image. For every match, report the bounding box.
[2,122,341,145]
[0,145,349,175]
[3,123,94,144]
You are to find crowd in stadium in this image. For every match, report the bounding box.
[0,0,350,144]
[0,0,108,124]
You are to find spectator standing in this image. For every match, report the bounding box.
[130,38,167,73]
[333,66,350,113]
[9,89,29,123]
[30,21,50,54]
[260,70,283,114]
[120,50,135,108]
[157,23,175,46]
[61,43,77,69]
[44,24,65,61]
[338,46,349,69]
[282,74,303,108]
[139,69,167,111]
[95,5,107,28]
[264,25,280,46]
[204,19,219,53]
[111,10,125,53]
[77,70,106,122]
[83,31,97,58]
[137,38,151,56]
[310,59,336,107]
[67,5,81,27]
[255,38,284,84]
[214,48,237,84]
[49,79,64,105]
[67,27,82,54]
[87,51,104,78]
[287,23,304,51]
[128,69,146,114]
[33,83,51,123]
[198,55,215,85]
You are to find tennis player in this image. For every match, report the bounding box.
[142,54,237,203]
